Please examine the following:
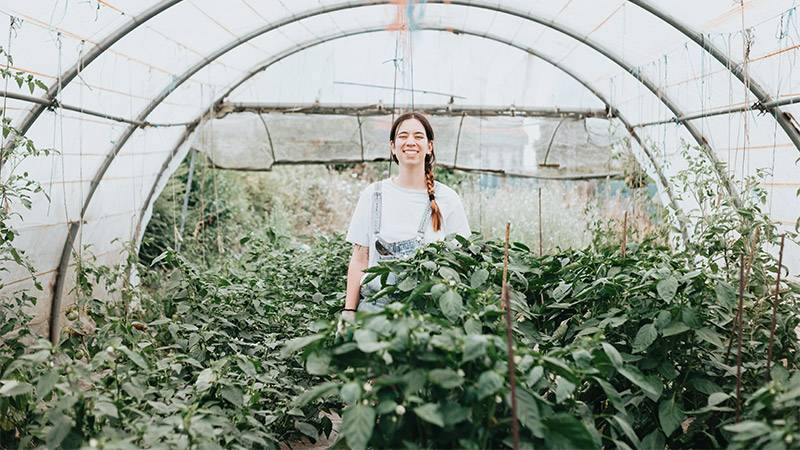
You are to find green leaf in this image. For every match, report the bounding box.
[462,334,488,362]
[554,376,576,404]
[294,382,339,407]
[438,266,461,282]
[513,388,544,438]
[593,377,625,413]
[119,346,148,370]
[414,403,444,427]
[295,420,318,439]
[657,276,678,302]
[464,318,482,335]
[0,380,33,396]
[610,415,640,448]
[398,276,417,292]
[439,289,463,321]
[640,429,665,450]
[195,368,215,391]
[618,366,663,400]
[94,401,119,419]
[708,392,730,406]
[281,333,325,357]
[36,371,58,399]
[632,323,658,353]
[476,371,504,400]
[46,416,72,449]
[527,366,544,387]
[723,421,771,441]
[306,351,331,375]
[428,369,463,389]
[221,386,243,407]
[695,327,724,348]
[342,404,375,450]
[355,329,389,353]
[658,396,684,436]
[602,342,623,368]
[542,413,601,450]
[470,268,489,288]
[661,321,690,337]
[340,382,362,405]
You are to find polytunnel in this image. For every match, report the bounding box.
[0,1,798,337]
[2,1,800,448]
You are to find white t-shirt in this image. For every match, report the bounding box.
[346,178,471,268]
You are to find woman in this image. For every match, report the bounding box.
[342,112,471,315]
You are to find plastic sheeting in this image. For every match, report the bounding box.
[0,0,798,335]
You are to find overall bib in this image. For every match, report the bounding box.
[358,180,432,312]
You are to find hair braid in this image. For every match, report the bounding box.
[425,156,443,232]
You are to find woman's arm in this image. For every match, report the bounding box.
[344,244,369,310]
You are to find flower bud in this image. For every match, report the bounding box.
[395,404,406,415]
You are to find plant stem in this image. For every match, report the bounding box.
[501,222,520,450]
[537,187,543,257]
[735,254,745,423]
[766,234,785,379]
[621,211,628,258]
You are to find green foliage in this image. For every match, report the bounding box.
[287,231,800,449]
[1,230,351,448]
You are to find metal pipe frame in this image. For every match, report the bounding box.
[632,95,800,129]
[5,0,182,148]
[628,0,800,156]
[207,158,624,181]
[1,90,190,128]
[48,0,724,338]
[219,102,612,119]
[134,25,690,254]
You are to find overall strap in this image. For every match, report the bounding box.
[371,180,383,236]
[416,203,432,238]
[416,182,436,239]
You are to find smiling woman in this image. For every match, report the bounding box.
[342,112,471,315]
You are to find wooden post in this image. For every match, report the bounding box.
[537,187,543,257]
[621,211,628,257]
[766,234,786,378]
[501,222,520,450]
[735,254,745,422]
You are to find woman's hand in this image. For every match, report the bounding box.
[344,244,369,310]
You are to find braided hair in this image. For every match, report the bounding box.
[389,112,443,232]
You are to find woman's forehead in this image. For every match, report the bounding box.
[396,118,426,134]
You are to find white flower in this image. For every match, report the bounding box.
[89,438,98,448]
[514,355,522,365]
[395,404,406,415]
[105,346,114,353]
[362,399,369,405]
[495,395,502,404]
[457,369,465,377]
[362,382,373,393]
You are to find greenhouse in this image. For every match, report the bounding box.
[1,0,800,448]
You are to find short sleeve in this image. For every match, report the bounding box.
[345,185,372,246]
[445,194,471,238]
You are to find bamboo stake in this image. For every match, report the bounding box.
[621,211,628,257]
[725,228,760,362]
[735,254,745,423]
[501,222,520,450]
[766,234,786,379]
[537,188,543,257]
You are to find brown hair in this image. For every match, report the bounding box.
[389,112,442,232]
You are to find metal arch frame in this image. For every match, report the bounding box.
[629,0,800,156]
[4,0,183,146]
[134,25,691,252]
[47,0,722,339]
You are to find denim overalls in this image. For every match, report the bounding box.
[358,180,432,312]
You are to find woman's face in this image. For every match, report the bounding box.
[391,118,432,167]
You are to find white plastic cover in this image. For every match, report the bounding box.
[0,0,798,333]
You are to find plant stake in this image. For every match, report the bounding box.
[735,253,745,422]
[538,187,543,257]
[621,211,628,257]
[766,234,786,378]
[502,222,520,450]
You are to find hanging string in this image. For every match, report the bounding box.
[388,30,401,175]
